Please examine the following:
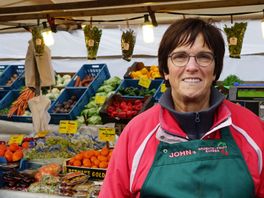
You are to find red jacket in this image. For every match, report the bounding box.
[99,100,264,198]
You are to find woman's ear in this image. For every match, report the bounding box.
[164,73,169,80]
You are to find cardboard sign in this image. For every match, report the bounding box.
[95,95,106,104]
[138,77,151,89]
[160,83,167,93]
[8,134,24,145]
[59,120,78,134]
[98,127,116,142]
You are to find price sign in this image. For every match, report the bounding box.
[138,77,151,89]
[8,134,24,145]
[59,120,78,134]
[36,130,49,138]
[67,121,78,134]
[160,83,167,93]
[95,95,106,104]
[59,120,69,133]
[98,128,116,142]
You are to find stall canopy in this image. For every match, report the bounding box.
[0,0,264,81]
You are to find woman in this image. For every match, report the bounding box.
[99,18,264,198]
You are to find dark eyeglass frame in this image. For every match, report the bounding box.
[168,51,215,67]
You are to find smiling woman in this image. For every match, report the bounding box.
[99,18,264,198]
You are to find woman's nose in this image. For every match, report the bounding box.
[185,56,199,70]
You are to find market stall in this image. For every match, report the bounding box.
[0,1,264,197]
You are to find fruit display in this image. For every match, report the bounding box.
[0,143,24,162]
[67,147,113,169]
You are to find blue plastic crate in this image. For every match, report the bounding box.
[0,90,9,105]
[0,65,25,90]
[0,90,32,123]
[49,87,94,124]
[0,65,8,76]
[115,79,164,101]
[67,64,110,93]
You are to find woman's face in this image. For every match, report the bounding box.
[165,33,216,108]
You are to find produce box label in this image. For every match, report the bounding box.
[98,127,116,142]
[59,120,78,134]
[95,95,106,104]
[8,134,24,145]
[67,121,78,134]
[65,166,106,180]
[138,77,151,89]
[229,37,238,46]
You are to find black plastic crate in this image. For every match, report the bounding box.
[99,94,154,124]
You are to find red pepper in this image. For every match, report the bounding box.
[134,103,143,111]
[134,99,142,106]
[117,111,127,119]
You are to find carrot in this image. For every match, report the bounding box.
[74,76,81,87]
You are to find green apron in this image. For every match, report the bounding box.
[141,127,255,198]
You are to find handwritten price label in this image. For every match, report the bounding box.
[67,121,78,134]
[138,77,151,89]
[8,134,24,145]
[160,83,167,93]
[98,128,116,142]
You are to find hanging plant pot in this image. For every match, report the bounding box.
[224,22,247,58]
[121,29,136,62]
[83,25,102,60]
[31,26,45,56]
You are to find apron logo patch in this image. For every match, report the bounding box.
[198,142,229,156]
[169,150,195,158]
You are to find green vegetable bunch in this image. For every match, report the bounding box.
[222,74,243,86]
[31,26,45,56]
[224,22,247,58]
[83,25,102,60]
[121,29,136,61]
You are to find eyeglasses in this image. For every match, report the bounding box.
[168,52,215,67]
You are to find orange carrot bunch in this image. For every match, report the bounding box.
[8,87,36,117]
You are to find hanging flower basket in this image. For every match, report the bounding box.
[121,29,136,62]
[83,25,102,60]
[224,22,247,58]
[31,26,45,56]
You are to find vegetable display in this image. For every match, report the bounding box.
[8,87,36,117]
[83,25,102,60]
[121,29,136,61]
[224,22,247,58]
[117,86,156,97]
